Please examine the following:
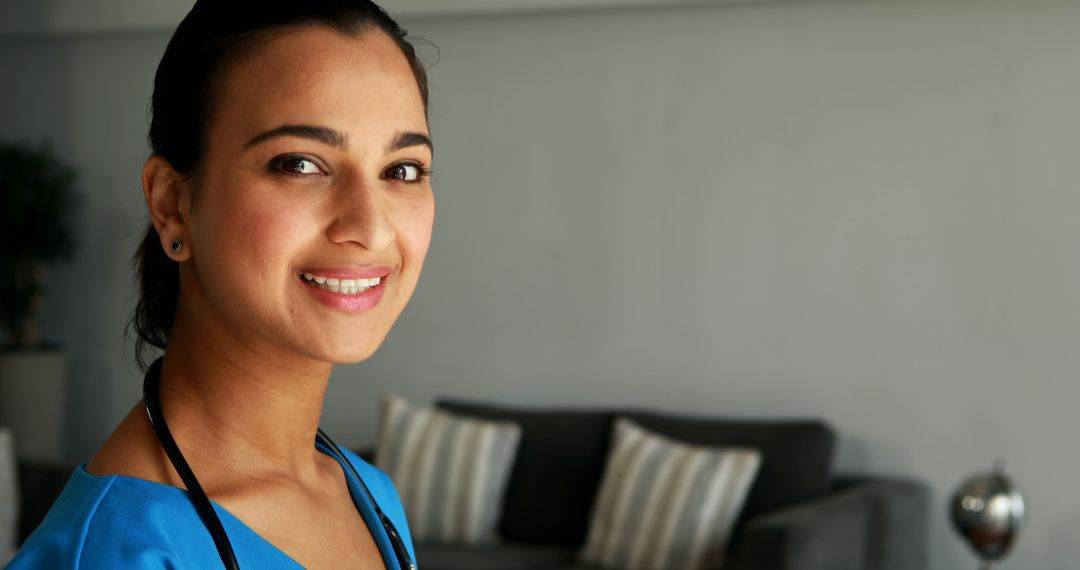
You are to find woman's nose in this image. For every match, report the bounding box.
[325,175,395,252]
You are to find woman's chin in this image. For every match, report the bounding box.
[332,352,376,365]
[317,341,383,365]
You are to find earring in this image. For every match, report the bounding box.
[170,240,184,255]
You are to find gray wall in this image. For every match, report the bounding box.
[2,0,1077,567]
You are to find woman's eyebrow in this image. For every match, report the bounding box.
[387,131,434,155]
[244,125,433,155]
[245,124,348,149]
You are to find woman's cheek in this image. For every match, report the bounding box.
[223,205,304,278]
[406,194,435,255]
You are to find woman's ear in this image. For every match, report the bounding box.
[142,155,192,260]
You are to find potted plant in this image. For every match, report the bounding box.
[0,139,80,462]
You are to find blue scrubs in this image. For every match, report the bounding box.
[7,443,416,569]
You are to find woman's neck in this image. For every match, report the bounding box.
[156,306,336,486]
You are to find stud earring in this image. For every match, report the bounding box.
[170,240,184,255]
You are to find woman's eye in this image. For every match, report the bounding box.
[271,156,325,176]
[384,162,428,183]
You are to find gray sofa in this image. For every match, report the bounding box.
[386,397,930,570]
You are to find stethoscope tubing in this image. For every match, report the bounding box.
[143,357,241,570]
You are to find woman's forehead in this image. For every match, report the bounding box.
[208,26,427,149]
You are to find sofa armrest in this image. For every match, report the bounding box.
[17,460,75,545]
[724,477,929,570]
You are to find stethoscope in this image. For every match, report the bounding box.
[142,357,417,570]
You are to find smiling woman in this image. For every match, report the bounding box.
[8,1,433,569]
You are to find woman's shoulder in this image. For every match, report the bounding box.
[339,449,392,492]
[8,466,215,569]
[338,447,404,511]
[336,447,416,558]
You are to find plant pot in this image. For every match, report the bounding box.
[0,349,67,462]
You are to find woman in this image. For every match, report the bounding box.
[9,1,433,568]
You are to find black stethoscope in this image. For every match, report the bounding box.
[142,357,417,570]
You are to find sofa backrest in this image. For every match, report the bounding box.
[435,398,836,548]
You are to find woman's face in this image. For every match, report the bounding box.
[180,26,434,364]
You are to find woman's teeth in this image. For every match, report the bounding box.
[301,273,381,295]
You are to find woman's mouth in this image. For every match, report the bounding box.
[297,270,388,312]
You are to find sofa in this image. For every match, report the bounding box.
[14,459,72,550]
[373,397,930,570]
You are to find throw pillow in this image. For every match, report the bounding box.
[374,393,522,545]
[578,417,761,570]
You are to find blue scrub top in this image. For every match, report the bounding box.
[8,443,416,569]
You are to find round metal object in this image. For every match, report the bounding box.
[950,461,1025,566]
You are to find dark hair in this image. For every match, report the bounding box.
[130,0,430,370]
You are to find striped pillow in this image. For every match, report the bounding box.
[579,417,761,570]
[373,394,522,545]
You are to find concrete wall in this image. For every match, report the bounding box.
[0,0,788,36]
[2,0,1078,567]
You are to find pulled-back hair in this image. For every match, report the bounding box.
[130,0,430,370]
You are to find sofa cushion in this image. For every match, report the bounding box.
[621,409,835,521]
[416,542,579,570]
[435,398,615,547]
